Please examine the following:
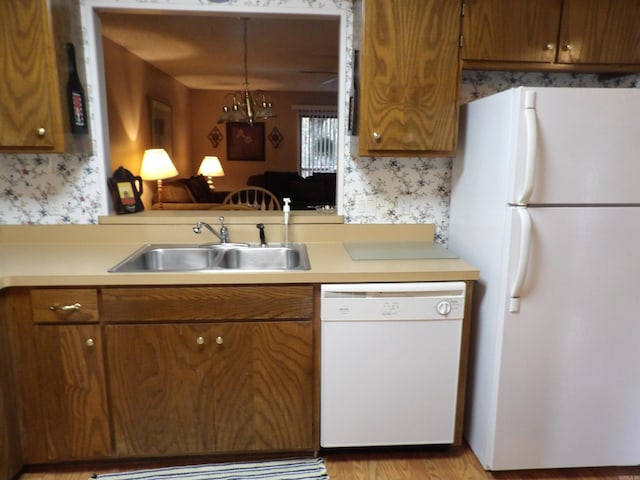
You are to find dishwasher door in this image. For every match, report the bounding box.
[320,282,466,448]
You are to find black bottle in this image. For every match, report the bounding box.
[65,42,88,134]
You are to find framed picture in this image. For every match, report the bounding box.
[226,122,265,161]
[149,98,173,155]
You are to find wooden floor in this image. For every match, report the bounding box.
[17,445,640,480]
[323,445,640,479]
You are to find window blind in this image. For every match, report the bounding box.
[297,108,338,177]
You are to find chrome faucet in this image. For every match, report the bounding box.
[193,216,229,243]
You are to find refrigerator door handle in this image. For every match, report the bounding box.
[516,91,537,205]
[509,206,532,313]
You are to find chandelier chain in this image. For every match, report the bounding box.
[217,17,276,124]
[243,18,249,89]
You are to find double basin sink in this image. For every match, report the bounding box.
[109,242,311,273]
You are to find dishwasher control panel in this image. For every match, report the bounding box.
[321,282,466,321]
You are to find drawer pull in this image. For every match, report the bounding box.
[215,336,224,345]
[86,338,95,347]
[49,303,82,312]
[196,336,205,345]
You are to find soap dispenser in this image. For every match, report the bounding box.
[282,197,291,245]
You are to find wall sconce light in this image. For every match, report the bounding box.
[140,148,178,207]
[198,156,225,190]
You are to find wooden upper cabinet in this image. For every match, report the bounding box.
[461,0,562,63]
[358,0,462,157]
[462,0,640,70]
[557,0,640,64]
[0,0,64,152]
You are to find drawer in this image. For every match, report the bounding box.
[102,285,314,323]
[31,288,99,324]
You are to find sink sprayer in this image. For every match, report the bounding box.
[283,198,291,245]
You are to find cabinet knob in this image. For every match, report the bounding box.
[563,44,573,51]
[37,127,46,137]
[372,131,382,142]
[215,336,224,345]
[49,303,82,312]
[196,336,205,345]
[85,338,95,347]
[545,43,554,51]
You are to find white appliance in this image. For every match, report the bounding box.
[320,282,466,447]
[449,87,640,470]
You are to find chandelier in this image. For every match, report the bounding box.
[217,18,276,126]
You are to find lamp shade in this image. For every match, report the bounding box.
[140,149,178,180]
[198,156,225,177]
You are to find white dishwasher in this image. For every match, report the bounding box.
[320,282,466,447]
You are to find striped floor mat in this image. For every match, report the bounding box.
[93,458,329,480]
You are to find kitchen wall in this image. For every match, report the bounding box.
[0,0,638,244]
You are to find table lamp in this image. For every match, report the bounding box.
[198,156,225,189]
[140,148,178,207]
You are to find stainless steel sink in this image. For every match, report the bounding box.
[217,245,309,270]
[109,243,310,272]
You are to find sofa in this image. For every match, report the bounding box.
[152,172,336,210]
[247,171,336,210]
[151,175,230,209]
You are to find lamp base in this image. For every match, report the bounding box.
[156,179,164,208]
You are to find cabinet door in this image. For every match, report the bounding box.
[359,0,462,156]
[34,325,110,460]
[0,0,64,151]
[107,324,217,457]
[557,0,640,64]
[213,321,314,452]
[461,0,562,62]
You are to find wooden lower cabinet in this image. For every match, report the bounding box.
[103,285,317,458]
[9,288,110,464]
[33,324,111,460]
[7,284,318,466]
[107,321,314,456]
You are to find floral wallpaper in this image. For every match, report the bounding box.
[0,0,639,243]
[0,153,102,224]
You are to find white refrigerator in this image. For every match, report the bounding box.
[449,87,640,470]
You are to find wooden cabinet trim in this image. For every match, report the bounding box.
[102,285,314,323]
[0,292,23,478]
